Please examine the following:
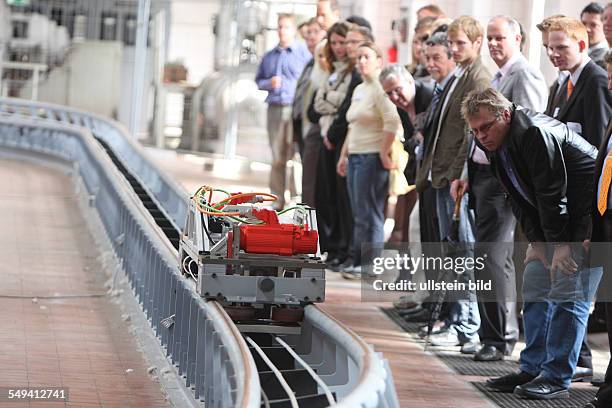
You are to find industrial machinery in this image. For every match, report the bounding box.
[179,186,325,330]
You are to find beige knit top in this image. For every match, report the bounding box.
[345,71,403,154]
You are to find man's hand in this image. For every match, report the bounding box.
[450,179,469,202]
[524,242,549,268]
[550,244,578,279]
[337,156,348,177]
[380,148,396,170]
[323,136,334,150]
[414,131,424,144]
[270,76,282,89]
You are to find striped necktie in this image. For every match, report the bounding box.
[492,71,502,90]
[425,83,443,127]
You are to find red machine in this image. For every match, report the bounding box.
[228,208,318,257]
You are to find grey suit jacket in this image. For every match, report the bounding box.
[497,55,548,112]
[588,42,608,68]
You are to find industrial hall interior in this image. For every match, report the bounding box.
[3,0,612,407]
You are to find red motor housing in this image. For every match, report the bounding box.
[239,224,318,256]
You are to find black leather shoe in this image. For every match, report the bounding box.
[584,396,607,407]
[474,345,504,362]
[398,304,423,316]
[402,309,430,323]
[572,366,594,383]
[514,376,569,399]
[486,371,536,393]
[328,256,348,272]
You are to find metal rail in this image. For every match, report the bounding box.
[0,97,399,408]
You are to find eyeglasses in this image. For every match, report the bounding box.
[469,118,499,137]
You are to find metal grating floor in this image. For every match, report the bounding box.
[381,307,598,407]
[472,382,596,408]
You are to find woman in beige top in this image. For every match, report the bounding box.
[336,41,403,276]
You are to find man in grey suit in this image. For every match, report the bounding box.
[452,16,548,362]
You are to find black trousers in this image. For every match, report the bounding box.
[301,126,322,207]
[314,143,352,259]
[471,164,519,354]
[594,212,612,406]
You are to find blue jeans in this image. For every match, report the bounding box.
[435,186,480,342]
[520,254,603,387]
[347,154,388,266]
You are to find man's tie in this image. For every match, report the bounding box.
[598,152,612,215]
[492,71,502,90]
[425,83,444,128]
[567,79,574,100]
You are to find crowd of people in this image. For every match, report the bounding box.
[255,1,612,406]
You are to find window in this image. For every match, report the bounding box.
[100,12,117,41]
[123,13,137,45]
[12,21,28,39]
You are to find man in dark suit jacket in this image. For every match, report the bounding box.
[379,64,434,312]
[462,88,601,400]
[584,51,612,408]
[544,16,612,380]
[545,17,612,148]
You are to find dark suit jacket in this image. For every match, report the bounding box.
[545,79,562,117]
[545,60,612,148]
[416,56,492,192]
[399,80,434,184]
[592,118,612,242]
[487,106,598,243]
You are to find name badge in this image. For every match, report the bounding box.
[353,90,364,102]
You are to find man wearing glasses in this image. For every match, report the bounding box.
[462,88,601,400]
[452,15,547,363]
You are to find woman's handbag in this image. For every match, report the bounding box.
[388,138,415,196]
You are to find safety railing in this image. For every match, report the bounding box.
[0,97,188,233]
[0,117,260,408]
[0,97,400,408]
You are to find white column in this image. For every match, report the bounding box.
[129,0,152,139]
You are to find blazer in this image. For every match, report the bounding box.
[416,56,492,192]
[400,80,434,184]
[545,79,563,117]
[487,106,598,243]
[497,54,548,112]
[545,60,612,148]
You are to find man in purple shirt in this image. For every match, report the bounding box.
[255,13,311,209]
